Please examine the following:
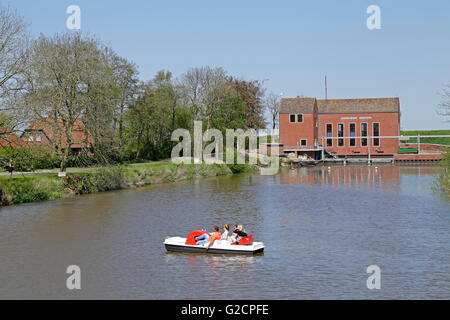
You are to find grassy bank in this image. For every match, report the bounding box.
[433,148,450,196]
[0,162,255,206]
[401,130,450,145]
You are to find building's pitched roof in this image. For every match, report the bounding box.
[24,118,93,149]
[280,97,316,113]
[0,126,26,148]
[317,98,399,113]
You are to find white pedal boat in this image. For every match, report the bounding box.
[164,230,264,255]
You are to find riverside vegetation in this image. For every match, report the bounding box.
[0,7,448,202]
[0,7,271,206]
[0,162,257,206]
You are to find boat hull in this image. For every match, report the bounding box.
[299,161,318,166]
[164,237,264,255]
[165,244,264,255]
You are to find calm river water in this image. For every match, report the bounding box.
[0,165,449,299]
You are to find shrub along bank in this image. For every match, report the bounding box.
[0,163,254,206]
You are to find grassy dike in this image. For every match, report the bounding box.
[0,162,257,206]
[400,130,450,145]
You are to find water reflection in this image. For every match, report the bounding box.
[163,252,265,297]
[280,165,401,190]
[164,252,263,270]
[0,165,448,299]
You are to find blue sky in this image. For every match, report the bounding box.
[6,0,450,130]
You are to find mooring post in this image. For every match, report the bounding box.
[417,134,421,154]
[321,137,325,160]
[368,135,371,165]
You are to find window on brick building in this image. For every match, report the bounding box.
[338,123,344,147]
[373,123,380,146]
[361,123,368,146]
[326,124,333,147]
[349,123,356,146]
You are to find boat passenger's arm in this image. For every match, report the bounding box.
[205,238,215,250]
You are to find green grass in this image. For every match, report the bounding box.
[398,147,418,154]
[0,174,66,205]
[0,162,237,206]
[433,148,450,197]
[401,130,450,145]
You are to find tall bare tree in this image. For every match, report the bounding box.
[178,66,234,130]
[265,92,280,135]
[438,82,450,121]
[0,6,29,105]
[22,33,114,171]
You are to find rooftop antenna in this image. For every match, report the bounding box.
[325,75,328,100]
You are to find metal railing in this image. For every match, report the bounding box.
[319,135,450,160]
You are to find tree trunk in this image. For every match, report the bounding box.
[136,129,142,159]
[118,103,125,149]
[60,120,73,172]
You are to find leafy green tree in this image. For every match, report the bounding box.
[210,96,247,134]
[109,53,139,151]
[228,77,267,129]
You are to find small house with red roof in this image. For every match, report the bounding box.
[0,126,26,148]
[22,118,94,154]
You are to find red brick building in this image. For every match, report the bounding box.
[22,118,94,154]
[0,126,25,148]
[279,97,400,159]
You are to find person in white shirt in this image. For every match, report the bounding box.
[221,224,230,240]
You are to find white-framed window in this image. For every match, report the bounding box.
[28,134,34,142]
[361,123,368,146]
[326,123,333,147]
[300,139,307,147]
[337,123,344,147]
[349,123,356,147]
[372,122,380,146]
[289,114,303,123]
[36,133,42,142]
